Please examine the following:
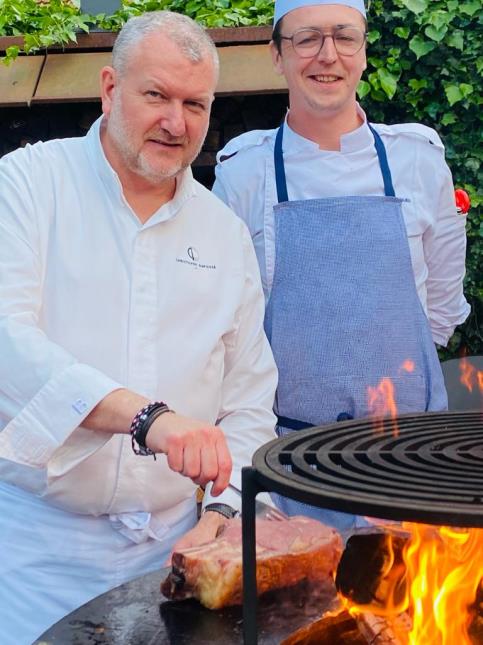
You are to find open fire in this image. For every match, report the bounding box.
[460,357,483,396]
[342,362,483,644]
[367,360,416,436]
[340,523,483,644]
[245,365,483,645]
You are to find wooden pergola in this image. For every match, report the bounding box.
[0,27,287,107]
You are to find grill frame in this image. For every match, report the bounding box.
[241,410,483,644]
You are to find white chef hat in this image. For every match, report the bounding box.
[274,0,366,25]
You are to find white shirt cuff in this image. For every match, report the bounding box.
[0,363,122,467]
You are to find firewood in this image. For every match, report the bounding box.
[355,610,411,645]
[336,532,408,607]
[281,609,367,645]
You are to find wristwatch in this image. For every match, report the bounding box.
[203,503,240,520]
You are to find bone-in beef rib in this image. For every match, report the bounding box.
[161,516,342,609]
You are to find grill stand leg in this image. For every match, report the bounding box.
[242,466,260,645]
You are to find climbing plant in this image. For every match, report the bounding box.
[1,0,481,355]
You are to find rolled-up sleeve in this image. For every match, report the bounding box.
[421,150,471,346]
[0,363,120,467]
[0,153,122,468]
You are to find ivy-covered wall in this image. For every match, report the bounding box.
[1,0,481,355]
[358,0,482,358]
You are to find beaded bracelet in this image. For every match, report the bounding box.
[130,401,172,459]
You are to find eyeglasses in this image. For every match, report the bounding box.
[279,27,367,58]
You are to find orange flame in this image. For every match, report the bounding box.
[460,358,483,395]
[342,524,483,644]
[401,360,415,373]
[367,360,417,436]
[356,358,483,642]
[367,378,399,435]
[403,523,483,645]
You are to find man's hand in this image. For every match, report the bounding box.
[146,412,232,496]
[166,510,227,565]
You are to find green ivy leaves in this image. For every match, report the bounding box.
[364,1,482,356]
[401,0,428,13]
[0,0,90,61]
[98,0,274,30]
[376,67,399,99]
[459,1,480,16]
[0,0,274,64]
[445,83,474,106]
[1,0,481,355]
[409,34,436,58]
[446,30,464,50]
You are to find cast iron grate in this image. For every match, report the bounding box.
[251,411,483,528]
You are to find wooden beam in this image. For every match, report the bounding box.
[0,26,272,54]
[217,44,287,95]
[33,52,110,102]
[31,45,286,103]
[0,56,44,106]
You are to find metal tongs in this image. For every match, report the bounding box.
[228,483,288,521]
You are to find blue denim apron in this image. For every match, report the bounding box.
[266,123,447,531]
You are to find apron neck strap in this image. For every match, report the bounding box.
[274,121,396,203]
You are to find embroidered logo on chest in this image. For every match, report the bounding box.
[176,247,216,270]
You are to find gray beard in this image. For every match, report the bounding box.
[107,101,197,185]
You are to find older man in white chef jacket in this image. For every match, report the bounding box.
[213,0,470,529]
[0,11,278,644]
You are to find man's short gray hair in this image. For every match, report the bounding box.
[112,11,219,78]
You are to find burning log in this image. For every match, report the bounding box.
[281,608,409,645]
[335,531,408,608]
[335,527,483,645]
[281,609,366,645]
[355,610,411,645]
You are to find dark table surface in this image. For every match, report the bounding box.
[35,568,339,645]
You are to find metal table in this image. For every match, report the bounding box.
[35,567,338,644]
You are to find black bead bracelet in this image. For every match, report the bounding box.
[130,401,172,459]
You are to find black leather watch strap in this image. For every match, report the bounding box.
[203,503,239,520]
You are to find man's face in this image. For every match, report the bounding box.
[271,5,367,121]
[101,33,217,184]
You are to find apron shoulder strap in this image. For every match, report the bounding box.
[274,122,396,201]
[367,124,396,197]
[274,124,289,203]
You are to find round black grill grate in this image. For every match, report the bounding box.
[252,411,483,527]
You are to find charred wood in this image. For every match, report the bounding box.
[281,608,410,645]
[281,609,367,645]
[336,532,408,608]
[355,610,410,645]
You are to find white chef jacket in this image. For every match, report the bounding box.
[0,116,278,520]
[213,107,470,347]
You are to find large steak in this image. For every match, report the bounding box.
[161,516,342,610]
